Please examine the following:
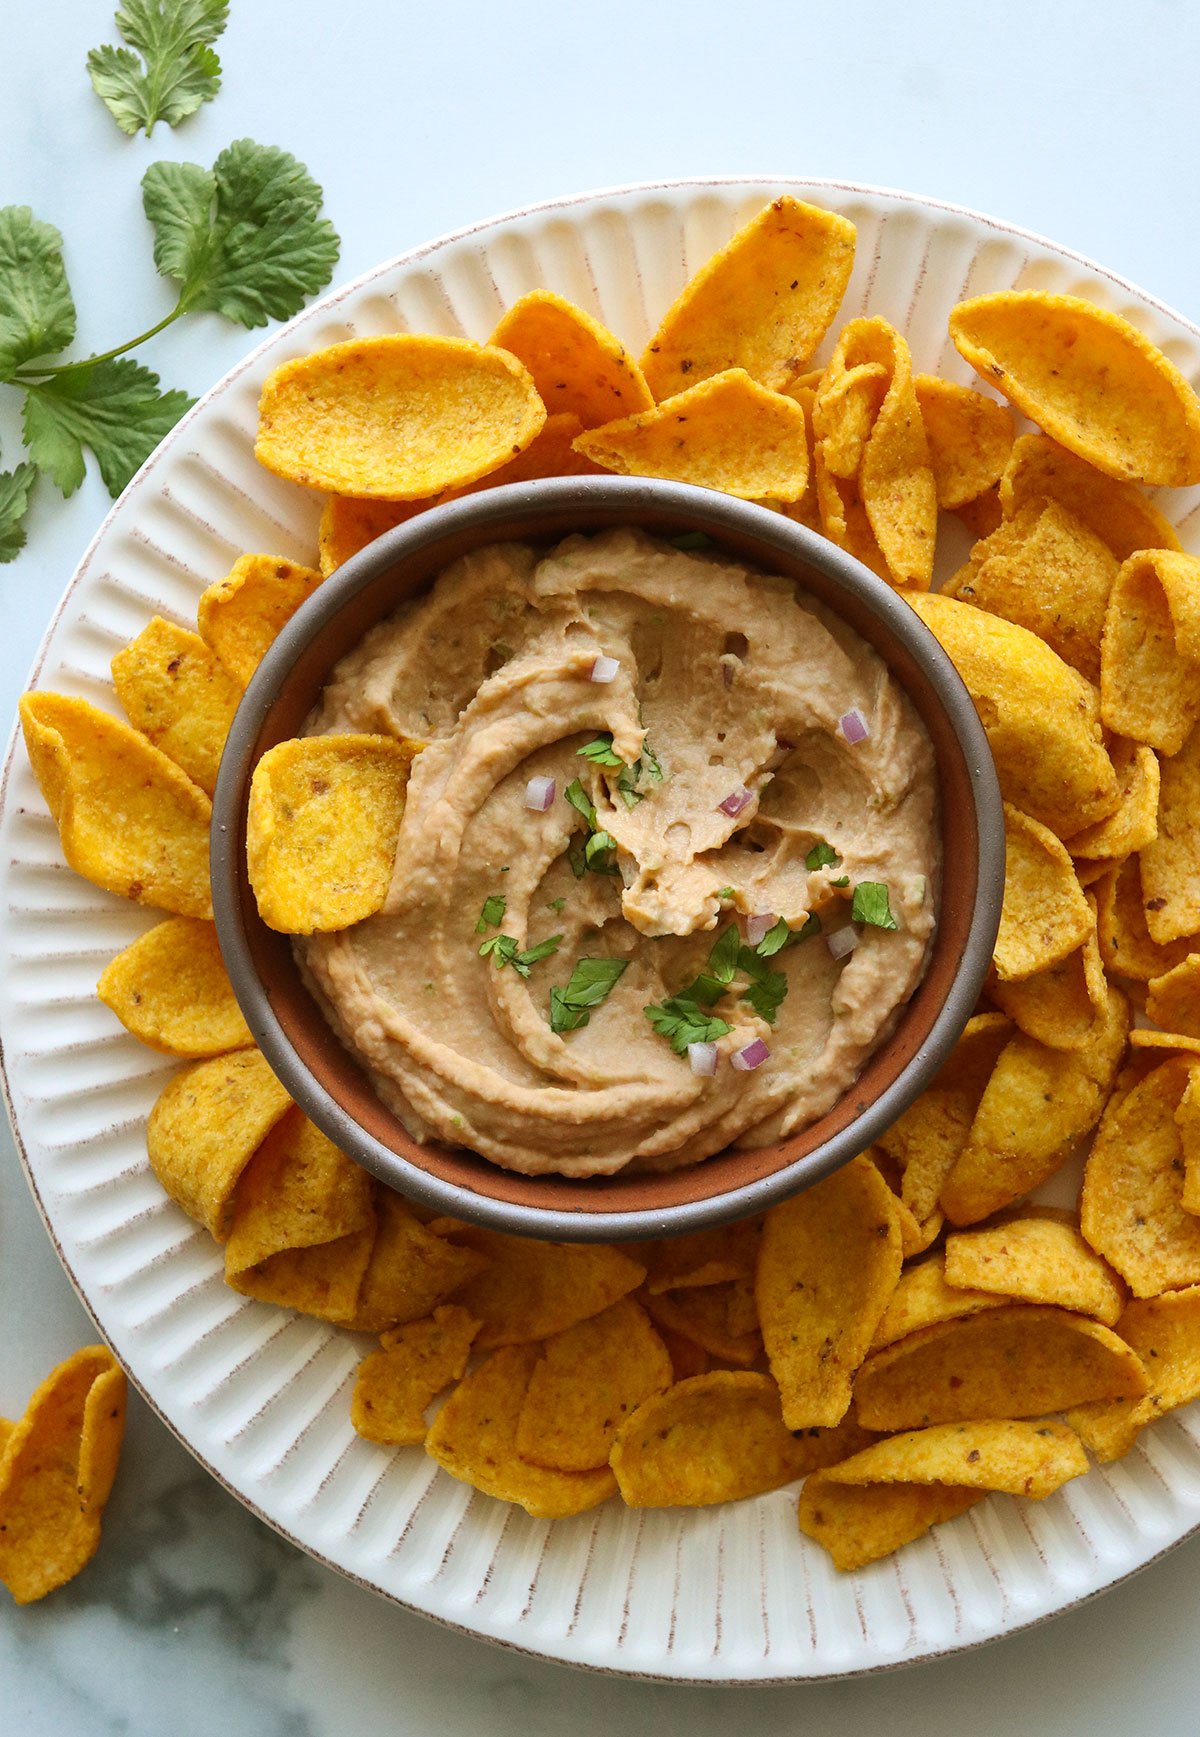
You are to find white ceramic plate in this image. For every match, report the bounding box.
[5,177,1200,1682]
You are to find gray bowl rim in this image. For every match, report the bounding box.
[211,475,1004,1241]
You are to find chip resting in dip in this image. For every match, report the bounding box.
[295,527,939,1177]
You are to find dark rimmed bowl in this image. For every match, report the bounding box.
[211,476,1003,1241]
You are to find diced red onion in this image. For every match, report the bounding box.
[688,1041,719,1076]
[524,775,556,812]
[839,707,870,744]
[718,786,753,818]
[589,654,619,684]
[746,912,775,945]
[731,1037,770,1072]
[827,925,859,960]
[775,735,794,752]
[721,661,734,689]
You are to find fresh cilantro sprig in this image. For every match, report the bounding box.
[805,840,840,871]
[564,777,621,878]
[577,734,624,768]
[479,931,563,978]
[88,1,230,137]
[852,881,899,929]
[644,997,732,1054]
[475,893,506,933]
[736,947,788,1024]
[617,740,664,808]
[549,957,628,1034]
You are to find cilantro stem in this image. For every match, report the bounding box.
[13,305,185,382]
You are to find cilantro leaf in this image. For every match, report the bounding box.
[563,777,596,830]
[805,840,840,871]
[549,988,590,1033]
[716,886,735,900]
[852,881,898,929]
[577,734,624,768]
[756,916,793,958]
[0,463,37,564]
[478,933,518,967]
[549,957,628,1033]
[0,208,76,381]
[689,923,741,1005]
[617,738,664,807]
[645,996,732,1055]
[736,946,789,1025]
[475,893,506,933]
[87,1,228,137]
[519,934,564,969]
[479,931,562,978]
[22,359,192,497]
[142,140,340,328]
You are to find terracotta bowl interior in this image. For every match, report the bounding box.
[212,477,1002,1238]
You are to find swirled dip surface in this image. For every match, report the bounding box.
[300,528,938,1176]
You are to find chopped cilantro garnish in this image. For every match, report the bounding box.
[546,897,566,913]
[644,996,732,1054]
[617,739,665,808]
[736,946,789,1024]
[805,840,840,871]
[584,829,618,867]
[479,931,563,978]
[756,916,793,958]
[852,881,898,929]
[564,778,596,828]
[577,733,624,768]
[549,957,629,1033]
[689,923,741,1005]
[716,886,736,900]
[475,893,506,933]
[669,530,713,551]
[831,875,849,888]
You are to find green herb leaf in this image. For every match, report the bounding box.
[563,778,596,830]
[22,358,192,497]
[716,886,736,900]
[805,840,840,871]
[549,956,628,1032]
[0,463,37,564]
[479,933,518,967]
[475,893,506,933]
[549,988,590,1033]
[756,916,793,958]
[831,875,849,888]
[480,931,562,978]
[518,933,563,969]
[0,208,76,381]
[584,829,616,865]
[142,140,340,329]
[87,1,229,137]
[688,923,742,1005]
[852,881,898,929]
[546,897,566,913]
[577,734,624,768]
[669,530,712,551]
[617,738,665,808]
[644,996,732,1054]
[736,945,788,1024]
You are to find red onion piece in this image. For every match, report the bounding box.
[731,1037,770,1072]
[718,786,753,818]
[589,654,619,684]
[524,775,556,812]
[746,912,775,945]
[827,925,859,960]
[839,707,870,744]
[721,661,734,689]
[688,1041,718,1076]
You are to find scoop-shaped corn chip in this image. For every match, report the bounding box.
[869,1254,1006,1352]
[854,1305,1147,1431]
[112,617,242,796]
[574,368,809,501]
[224,1108,374,1274]
[318,497,424,576]
[1175,1066,1200,1215]
[815,319,937,589]
[610,1372,814,1508]
[641,1218,761,1294]
[444,1229,644,1349]
[876,1012,1012,1221]
[1067,1286,1200,1461]
[1101,551,1200,754]
[756,1155,902,1429]
[226,1224,375,1322]
[515,1298,672,1471]
[198,554,323,687]
[990,904,1110,1051]
[1069,738,1159,862]
[955,487,1003,539]
[999,434,1181,561]
[147,1049,293,1240]
[944,1209,1126,1326]
[97,916,253,1057]
[940,986,1128,1225]
[949,291,1200,486]
[19,693,212,919]
[657,1327,711,1382]
[946,499,1117,684]
[343,1195,486,1333]
[0,1347,126,1605]
[1146,954,1200,1041]
[1142,724,1200,943]
[640,197,855,399]
[351,1306,480,1446]
[868,1151,943,1258]
[798,1420,1086,1572]
[908,594,1117,838]
[491,292,653,427]
[247,733,417,934]
[642,1283,763,1366]
[914,375,1015,509]
[256,335,546,500]
[1081,1056,1200,1296]
[813,451,892,581]
[995,803,1093,981]
[1095,857,1193,981]
[425,1345,615,1518]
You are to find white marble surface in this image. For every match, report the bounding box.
[3,2,1200,1728]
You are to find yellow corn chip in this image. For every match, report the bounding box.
[147,1049,293,1241]
[1101,551,1200,755]
[640,197,856,398]
[224,1107,375,1272]
[351,1306,480,1446]
[907,594,1118,838]
[19,693,212,919]
[226,1224,375,1322]
[0,1347,126,1605]
[1176,1067,1200,1215]
[1067,1286,1200,1461]
[999,433,1181,561]
[869,1253,1006,1352]
[610,1372,814,1508]
[574,368,809,501]
[944,1209,1126,1326]
[949,291,1200,486]
[197,554,324,687]
[854,1305,1147,1430]
[256,335,546,499]
[425,1345,616,1518]
[990,904,1110,1051]
[491,292,653,426]
[247,733,417,934]
[868,1150,943,1258]
[515,1298,672,1471]
[641,1218,761,1294]
[1146,954,1200,1040]
[642,1285,762,1366]
[1081,1056,1200,1296]
[1142,724,1200,943]
[813,449,892,581]
[657,1327,711,1382]
[799,1479,981,1572]
[1094,857,1194,980]
[343,1195,487,1333]
[317,497,425,577]
[955,486,1003,539]
[1069,737,1159,861]
[97,916,253,1057]
[755,1155,903,1429]
[994,803,1093,980]
[111,617,243,796]
[813,360,888,479]
[1130,1029,1200,1056]
[914,375,1015,509]
[444,1229,644,1349]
